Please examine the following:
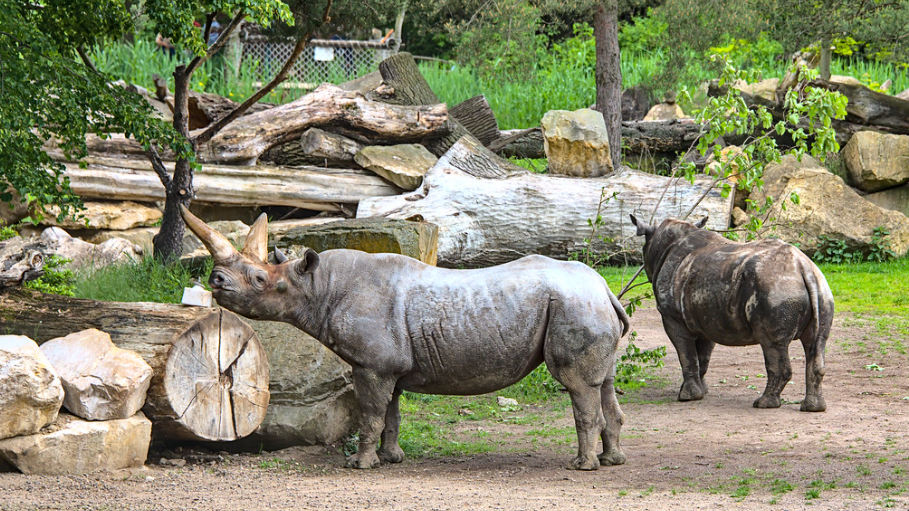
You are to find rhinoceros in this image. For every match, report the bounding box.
[629,215,834,412]
[181,206,630,470]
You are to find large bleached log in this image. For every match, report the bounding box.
[358,138,733,268]
[60,157,403,212]
[0,289,269,442]
[450,95,501,147]
[201,83,451,164]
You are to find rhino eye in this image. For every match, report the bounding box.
[250,271,268,289]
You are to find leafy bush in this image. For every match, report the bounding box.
[24,255,75,296]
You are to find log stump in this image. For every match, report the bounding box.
[0,289,269,442]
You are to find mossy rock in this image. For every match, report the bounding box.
[271,218,439,266]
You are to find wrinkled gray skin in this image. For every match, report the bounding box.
[181,206,631,470]
[629,215,834,412]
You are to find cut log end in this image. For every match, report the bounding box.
[157,309,269,442]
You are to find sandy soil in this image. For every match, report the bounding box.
[1,305,907,511]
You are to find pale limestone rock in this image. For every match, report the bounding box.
[864,183,909,218]
[733,78,780,102]
[750,155,909,257]
[0,412,151,475]
[40,329,152,421]
[643,102,687,121]
[830,75,862,87]
[354,144,438,190]
[897,88,909,101]
[43,201,162,230]
[731,207,749,227]
[541,109,614,177]
[843,131,909,192]
[40,227,142,271]
[0,336,64,440]
[706,145,750,209]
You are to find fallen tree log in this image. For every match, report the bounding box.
[808,79,909,136]
[358,137,733,267]
[450,96,501,147]
[201,83,451,165]
[61,157,403,212]
[0,237,45,289]
[0,289,269,442]
[262,128,363,168]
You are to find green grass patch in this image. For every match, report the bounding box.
[74,256,212,304]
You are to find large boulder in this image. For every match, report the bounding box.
[354,144,438,190]
[0,412,151,475]
[750,155,909,257]
[40,329,153,421]
[41,227,143,272]
[43,201,162,230]
[225,320,355,450]
[541,109,614,177]
[0,336,64,440]
[643,102,687,121]
[273,217,439,266]
[843,131,909,192]
[733,78,780,102]
[864,183,909,218]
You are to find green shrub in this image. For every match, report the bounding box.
[24,255,75,296]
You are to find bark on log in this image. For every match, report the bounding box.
[358,137,732,267]
[60,157,403,212]
[201,83,451,165]
[0,238,45,289]
[262,128,363,168]
[377,52,470,156]
[0,289,269,442]
[433,135,523,179]
[449,96,501,146]
[177,91,274,130]
[493,128,545,159]
[808,79,909,135]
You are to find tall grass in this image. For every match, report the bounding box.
[74,256,212,304]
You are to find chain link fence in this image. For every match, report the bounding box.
[240,35,399,89]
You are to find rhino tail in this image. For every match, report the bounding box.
[609,292,631,338]
[801,259,833,345]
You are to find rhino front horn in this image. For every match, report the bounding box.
[180,205,237,262]
[242,213,269,263]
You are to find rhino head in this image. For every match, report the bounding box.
[180,205,319,321]
[629,214,708,280]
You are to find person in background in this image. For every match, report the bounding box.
[155,33,175,58]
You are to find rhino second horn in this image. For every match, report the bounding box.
[274,247,288,264]
[179,205,237,262]
[242,213,269,262]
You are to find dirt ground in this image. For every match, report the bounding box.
[1,305,907,511]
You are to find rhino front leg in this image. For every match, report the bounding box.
[377,388,406,463]
[346,370,397,469]
[695,337,715,396]
[753,341,792,409]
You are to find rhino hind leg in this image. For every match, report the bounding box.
[663,319,706,401]
[377,388,406,463]
[799,336,827,412]
[695,338,716,396]
[564,384,606,470]
[598,378,626,466]
[753,342,793,409]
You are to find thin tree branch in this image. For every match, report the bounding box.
[187,11,245,77]
[616,265,646,300]
[75,45,97,73]
[145,145,172,189]
[193,0,334,146]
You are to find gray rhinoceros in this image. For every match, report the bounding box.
[629,215,834,412]
[181,206,630,470]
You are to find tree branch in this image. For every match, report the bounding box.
[187,11,245,77]
[145,145,172,190]
[192,0,334,146]
[76,45,97,73]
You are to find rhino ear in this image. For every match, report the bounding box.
[694,216,709,229]
[293,248,320,276]
[630,214,655,237]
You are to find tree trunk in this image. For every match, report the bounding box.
[0,289,269,442]
[819,37,832,82]
[594,1,622,171]
[377,52,470,156]
[358,137,733,268]
[449,96,501,147]
[60,157,403,211]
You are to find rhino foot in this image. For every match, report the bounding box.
[678,380,706,401]
[598,449,627,466]
[345,451,380,469]
[568,454,600,471]
[753,395,781,408]
[377,444,405,464]
[800,397,826,412]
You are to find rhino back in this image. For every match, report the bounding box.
[656,239,817,346]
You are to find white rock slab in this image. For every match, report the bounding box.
[40,329,153,421]
[0,412,151,475]
[0,336,64,440]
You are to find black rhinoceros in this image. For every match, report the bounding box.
[630,215,834,412]
[181,206,631,470]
